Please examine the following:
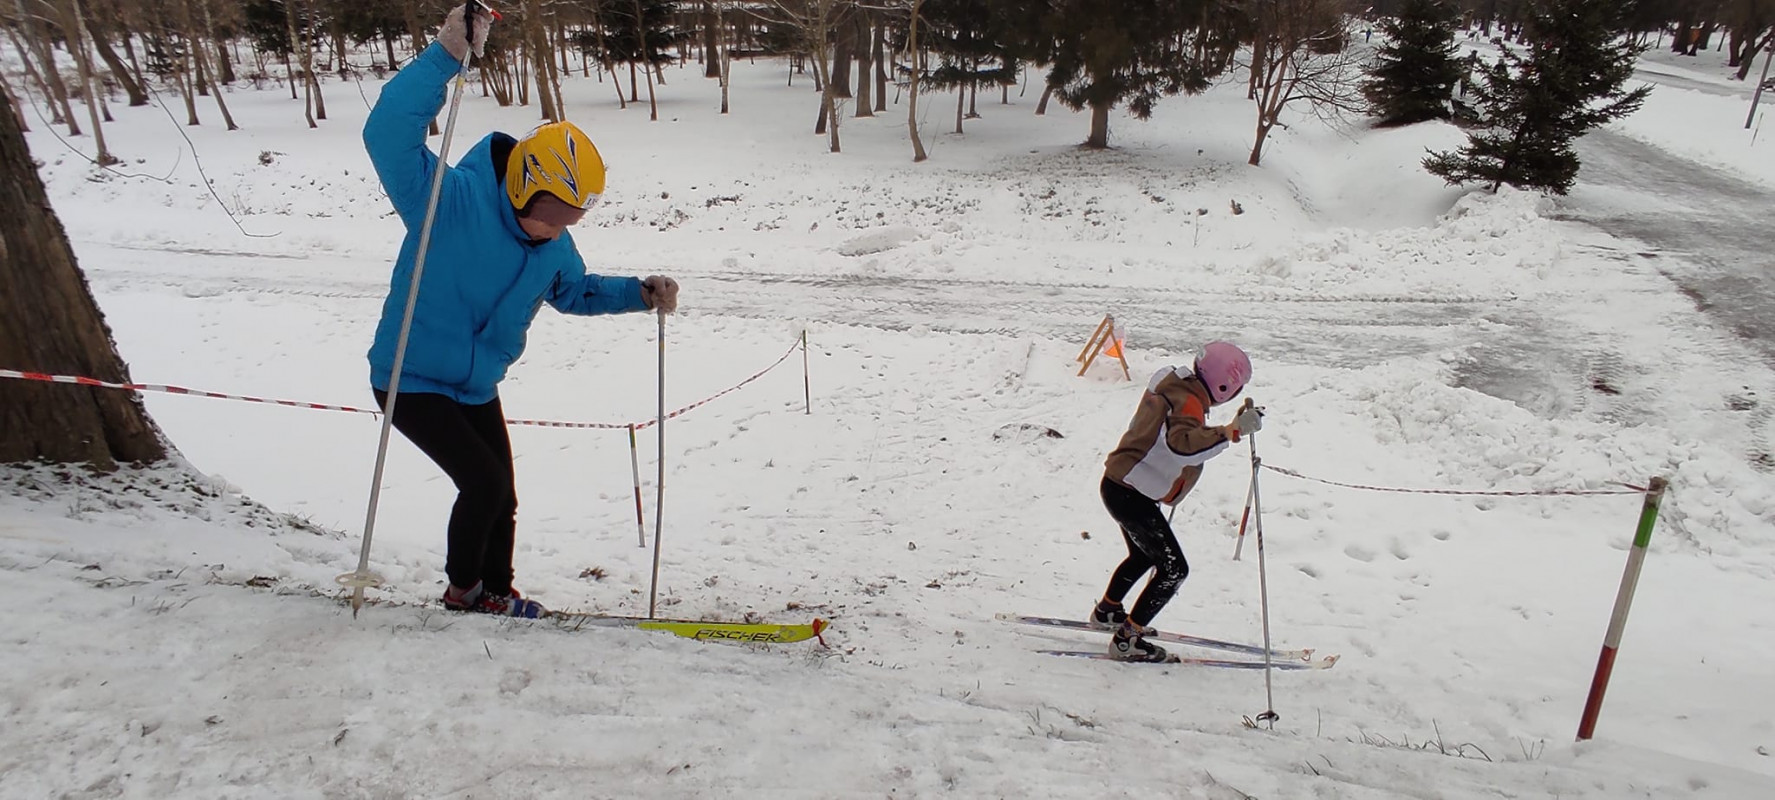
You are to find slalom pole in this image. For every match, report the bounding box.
[648,309,667,618]
[1243,398,1280,728]
[338,0,484,617]
[629,423,646,548]
[1576,476,1670,741]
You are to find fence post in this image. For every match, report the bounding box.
[1576,476,1670,741]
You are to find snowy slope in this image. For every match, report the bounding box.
[5,47,1775,799]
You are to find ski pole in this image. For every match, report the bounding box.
[648,308,667,619]
[338,0,485,617]
[1232,473,1254,560]
[629,423,645,548]
[1243,397,1280,728]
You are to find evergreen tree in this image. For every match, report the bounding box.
[919,0,1018,133]
[1016,0,1235,148]
[1423,0,1651,194]
[1362,0,1463,126]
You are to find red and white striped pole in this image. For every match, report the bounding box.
[1576,476,1669,741]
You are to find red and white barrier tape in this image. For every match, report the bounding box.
[505,339,803,431]
[0,369,382,415]
[0,337,804,431]
[1261,463,1646,497]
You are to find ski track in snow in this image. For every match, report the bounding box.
[5,46,1775,799]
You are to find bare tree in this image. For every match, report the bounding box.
[0,69,27,130]
[758,0,846,152]
[178,0,237,129]
[13,0,81,135]
[284,0,315,127]
[1246,0,1363,166]
[0,86,167,469]
[853,9,872,117]
[715,0,733,112]
[86,10,149,106]
[59,0,117,161]
[523,0,563,120]
[906,0,926,161]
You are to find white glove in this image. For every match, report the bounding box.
[438,4,494,62]
[1233,405,1264,437]
[641,276,680,313]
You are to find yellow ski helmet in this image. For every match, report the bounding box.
[505,121,605,217]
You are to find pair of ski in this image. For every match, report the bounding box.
[1000,614,1338,671]
[547,610,829,646]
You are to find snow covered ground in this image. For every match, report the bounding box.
[6,41,1775,799]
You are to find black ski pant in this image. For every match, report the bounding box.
[373,390,518,596]
[1100,476,1190,627]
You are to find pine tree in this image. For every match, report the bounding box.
[919,0,1018,134]
[1423,0,1651,195]
[1362,0,1463,126]
[1017,0,1235,148]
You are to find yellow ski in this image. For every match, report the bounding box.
[548,612,828,645]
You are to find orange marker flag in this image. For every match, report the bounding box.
[1103,328,1126,359]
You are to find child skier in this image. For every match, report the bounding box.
[1091,342,1262,661]
[362,6,679,618]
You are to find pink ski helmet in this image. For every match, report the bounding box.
[1194,342,1251,405]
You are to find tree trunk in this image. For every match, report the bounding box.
[716,0,730,113]
[123,32,145,90]
[62,0,116,163]
[701,0,721,78]
[283,50,298,101]
[644,58,658,120]
[17,0,81,135]
[527,0,559,121]
[907,0,926,162]
[9,27,61,124]
[284,0,314,126]
[814,41,839,151]
[1248,38,1265,101]
[1035,83,1053,115]
[853,11,872,117]
[0,88,168,469]
[300,0,326,120]
[182,0,236,130]
[0,69,28,131]
[1085,101,1109,148]
[1735,30,1773,80]
[210,4,236,84]
[829,11,853,98]
[953,81,964,133]
[90,32,149,106]
[873,17,886,112]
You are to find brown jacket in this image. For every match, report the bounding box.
[1104,367,1235,504]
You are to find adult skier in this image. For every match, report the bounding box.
[363,5,679,617]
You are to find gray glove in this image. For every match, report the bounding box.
[438,4,494,62]
[1233,405,1264,437]
[641,276,680,314]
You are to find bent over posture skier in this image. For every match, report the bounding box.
[1091,342,1262,661]
[363,6,679,618]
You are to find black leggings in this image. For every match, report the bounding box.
[1100,477,1191,627]
[374,390,518,595]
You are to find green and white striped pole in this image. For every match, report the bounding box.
[1576,476,1669,741]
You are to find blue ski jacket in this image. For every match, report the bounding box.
[363,42,646,404]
